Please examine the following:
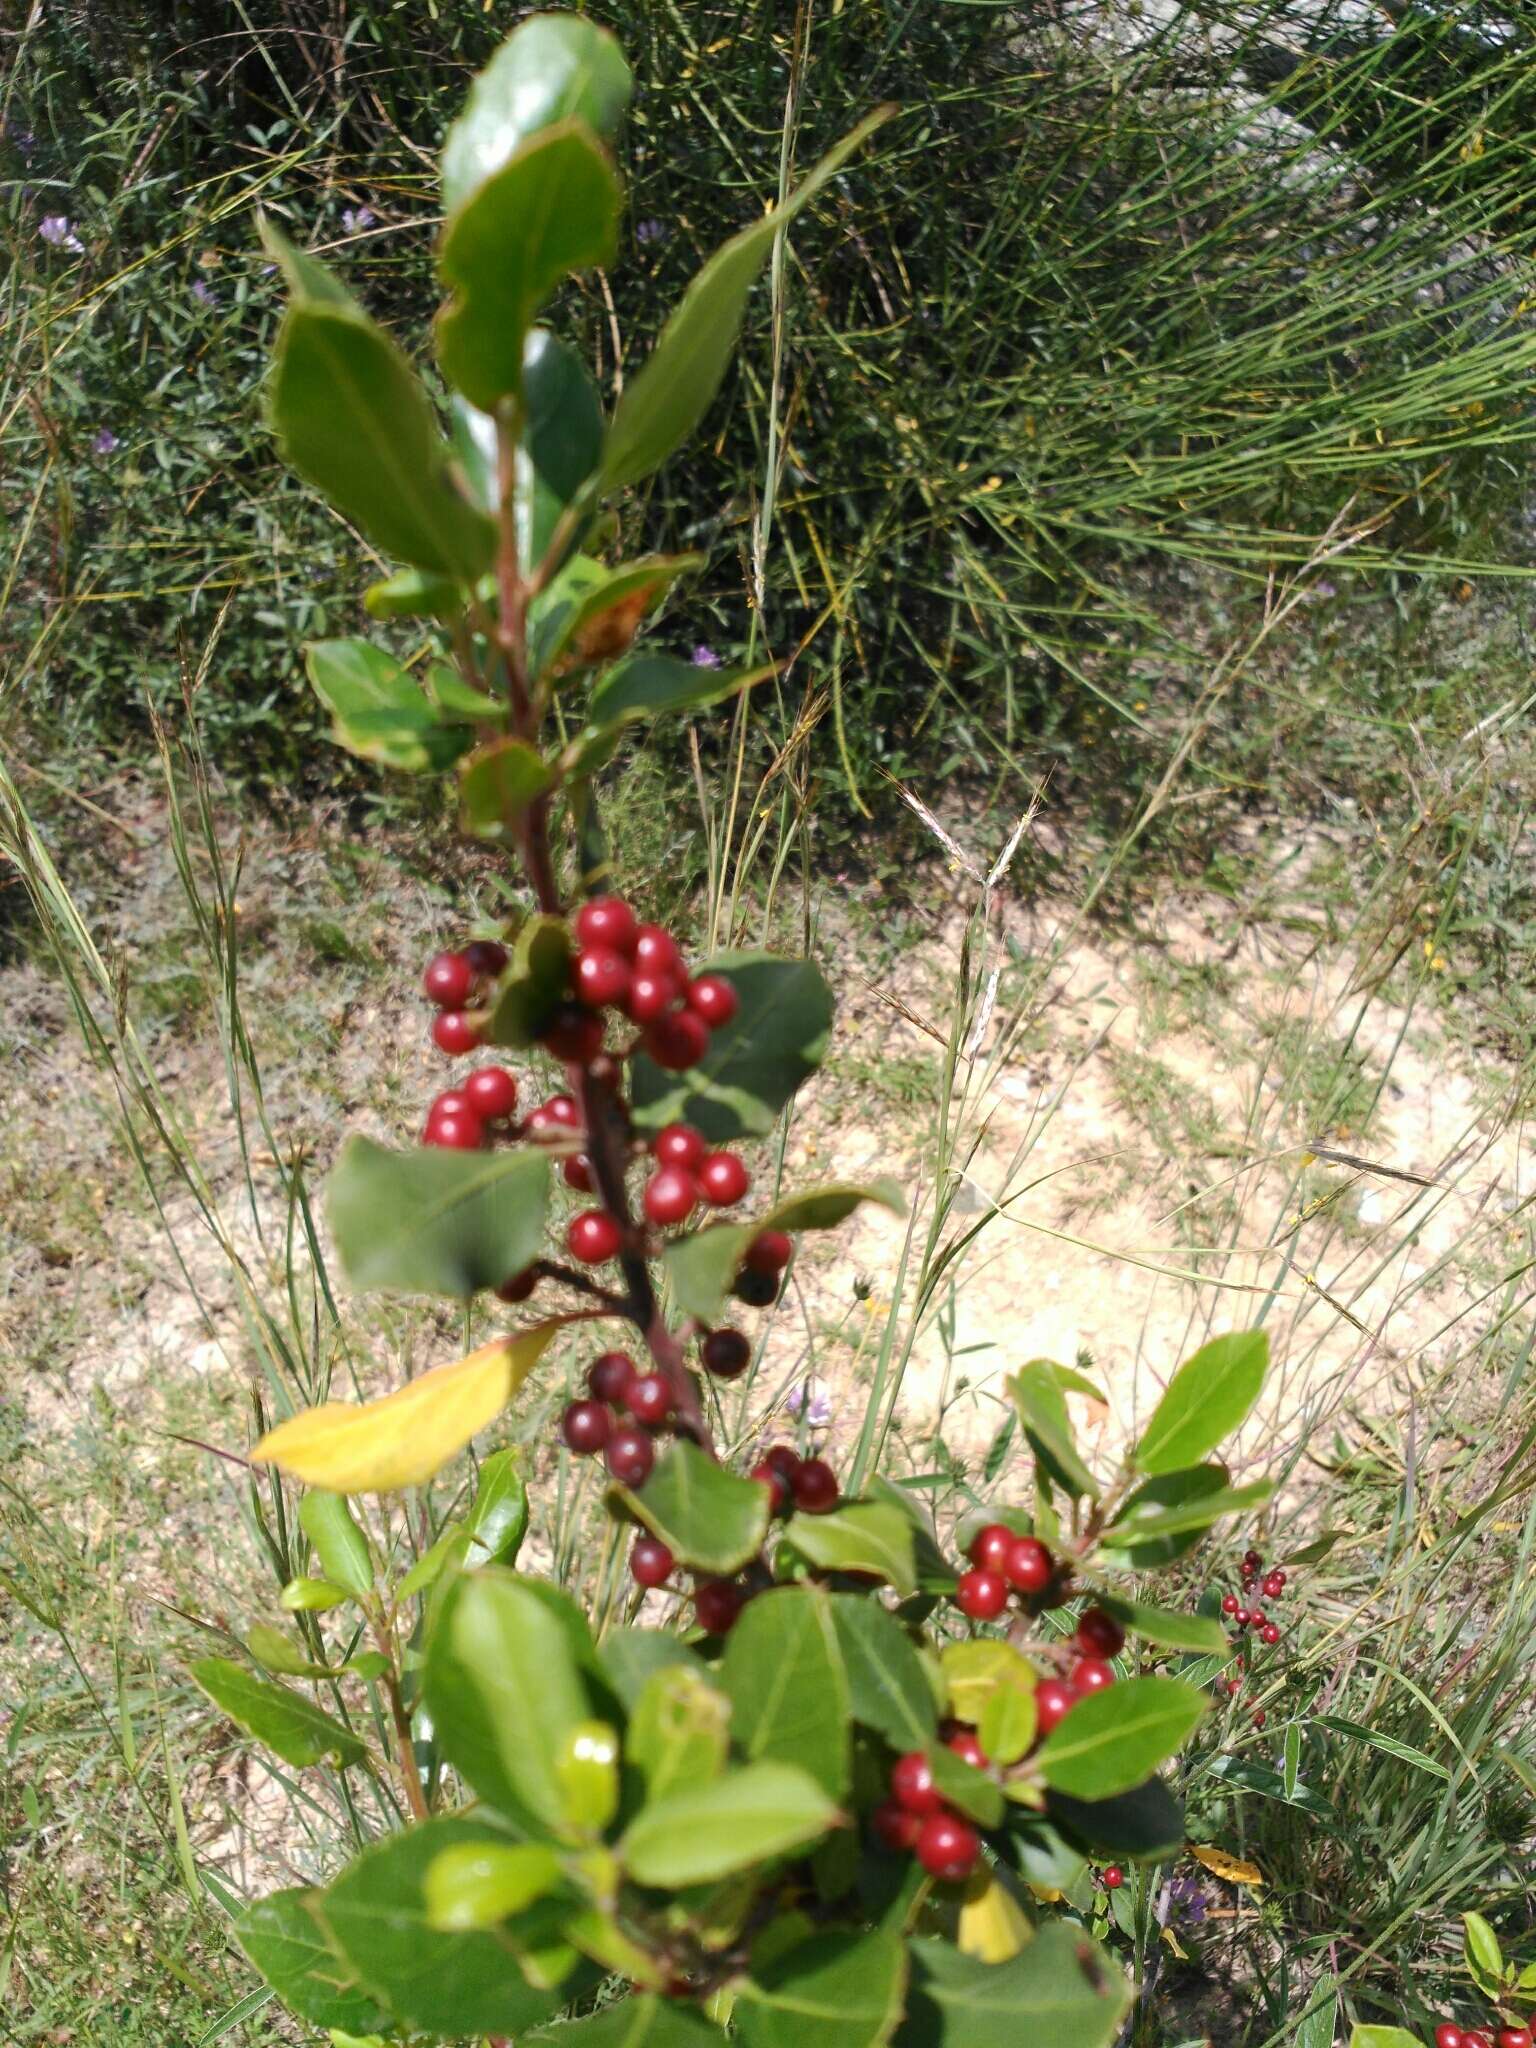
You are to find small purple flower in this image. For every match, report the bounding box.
[39,215,83,252]
[636,219,668,246]
[191,278,215,307]
[92,429,119,455]
[691,643,720,669]
[1167,1874,1208,1926]
[340,205,376,234]
[786,1380,832,1428]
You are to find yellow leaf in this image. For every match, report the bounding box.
[253,1330,555,1492]
[957,1867,1033,1964]
[1188,1843,1265,1888]
[1161,1924,1189,1960]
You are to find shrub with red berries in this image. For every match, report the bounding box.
[194,23,1277,2046]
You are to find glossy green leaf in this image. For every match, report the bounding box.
[424,1570,594,1830]
[738,1929,908,2048]
[1102,1478,1274,1554]
[1314,1714,1450,1780]
[615,1439,770,1576]
[437,124,621,411]
[262,221,494,579]
[1005,1821,1091,1899]
[458,738,555,839]
[633,951,834,1141]
[317,1814,565,2036]
[1009,1362,1100,1499]
[1094,1593,1230,1655]
[941,1641,1035,1730]
[441,14,631,213]
[598,1628,709,1709]
[486,914,573,1049]
[1095,1464,1232,1569]
[246,1623,335,1679]
[234,1888,387,2034]
[828,1595,936,1752]
[300,1492,372,1597]
[1349,2031,1427,2048]
[1465,1910,1504,1995]
[555,1718,621,1832]
[423,1840,563,1932]
[280,1576,351,1612]
[327,1135,550,1300]
[626,1663,731,1801]
[1035,1676,1207,1800]
[363,567,464,622]
[190,1659,365,1768]
[927,1742,1004,1828]
[568,653,771,774]
[663,1178,902,1322]
[516,328,604,567]
[527,1997,727,2046]
[783,1501,917,1597]
[721,1587,851,1798]
[305,639,471,775]
[530,551,703,679]
[898,1927,1129,2048]
[978,1676,1037,1767]
[1046,1775,1185,1860]
[464,1447,530,1569]
[1134,1331,1269,1475]
[425,661,503,720]
[601,108,893,490]
[619,1761,839,1887]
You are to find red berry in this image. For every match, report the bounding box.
[634,924,684,977]
[631,1535,674,1588]
[568,1209,623,1264]
[1035,1679,1076,1735]
[947,1726,987,1770]
[1102,1865,1124,1890]
[653,1123,707,1170]
[694,1579,744,1634]
[432,1008,484,1056]
[588,1351,638,1404]
[1252,1710,1267,1729]
[1249,1607,1267,1628]
[1468,2035,1494,2048]
[626,970,680,1024]
[916,1812,980,1883]
[1221,1594,1240,1616]
[1235,1610,1252,1629]
[1261,1573,1283,1599]
[644,1165,699,1226]
[701,1327,751,1379]
[646,1009,709,1071]
[546,1094,581,1127]
[763,1443,802,1481]
[1273,1569,1287,1587]
[750,1460,791,1514]
[561,1399,612,1455]
[1436,2030,1465,2048]
[464,1065,518,1121]
[542,1003,605,1063]
[607,1425,655,1488]
[744,1229,794,1275]
[1243,1549,1262,1568]
[627,1374,675,1428]
[891,1750,943,1815]
[698,1152,750,1206]
[687,974,739,1027]
[957,1568,1009,1621]
[424,950,473,1008]
[496,1267,537,1303]
[969,1522,1016,1572]
[1225,1677,1242,1697]
[1497,2033,1529,2048]
[563,1153,595,1192]
[575,946,632,1010]
[424,1108,484,1150]
[1076,1607,1125,1658]
[871,1799,922,1853]
[1260,1623,1280,1646]
[1004,1536,1053,1595]
[576,896,639,957]
[463,939,508,977]
[1072,1657,1116,1695]
[430,1089,472,1120]
[791,1458,840,1514]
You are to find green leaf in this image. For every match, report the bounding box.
[626,1664,731,1802]
[896,1926,1131,2048]
[1349,2031,1430,2048]
[601,108,894,490]
[516,328,604,567]
[1094,1594,1230,1656]
[619,1761,839,1887]
[424,1840,563,1932]
[1315,1714,1450,1781]
[721,1587,851,1798]
[1204,1752,1338,1826]
[615,1439,770,1576]
[436,124,621,411]
[568,653,771,774]
[927,1743,1004,1828]
[632,952,834,1141]
[234,1889,387,2034]
[979,1679,1038,1768]
[327,1135,550,1300]
[554,1718,621,1833]
[527,1998,727,2046]
[1004,1822,1091,1899]
[1102,1478,1274,1555]
[190,1659,365,1769]
[1046,1775,1185,1860]
[663,1177,903,1322]
[280,1576,351,1612]
[305,639,472,775]
[317,1814,565,2036]
[300,1492,373,1597]
[458,738,555,839]
[441,14,632,213]
[425,661,502,720]
[1465,1910,1505,1995]
[1095,1464,1232,1569]
[530,552,703,679]
[783,1502,917,1597]
[941,1641,1036,1731]
[1009,1363,1100,1500]
[1034,1676,1207,1801]
[828,1596,937,1752]
[262,221,494,579]
[464,1447,529,1569]
[599,1628,709,1709]
[423,1570,594,1831]
[1134,1331,1269,1475]
[363,568,464,622]
[738,1929,908,2048]
[246,1623,335,1680]
[486,914,573,1049]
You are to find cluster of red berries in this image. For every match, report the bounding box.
[955,1521,1066,1621]
[870,1745,985,1882]
[1435,2026,1531,2048]
[1218,1546,1286,1647]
